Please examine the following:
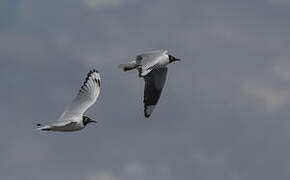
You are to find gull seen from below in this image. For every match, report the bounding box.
[119,50,181,118]
[37,69,101,132]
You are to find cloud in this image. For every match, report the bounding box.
[242,60,290,112]
[82,0,124,9]
[274,61,290,81]
[3,137,50,167]
[87,171,118,180]
[191,151,244,180]
[267,0,290,5]
[242,80,290,112]
[123,161,146,178]
[0,33,46,63]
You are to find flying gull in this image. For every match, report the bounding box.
[37,69,101,132]
[119,50,181,118]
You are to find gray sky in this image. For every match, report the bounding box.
[1,0,290,179]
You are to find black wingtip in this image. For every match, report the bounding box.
[87,69,99,76]
[145,114,150,118]
[144,106,151,118]
[123,67,131,71]
[80,69,100,91]
[94,78,100,86]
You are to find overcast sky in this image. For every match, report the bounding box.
[1,0,290,179]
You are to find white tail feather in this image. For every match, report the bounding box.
[119,61,138,71]
[37,124,51,131]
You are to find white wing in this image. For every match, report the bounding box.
[136,50,168,77]
[58,69,101,122]
[136,50,167,66]
[143,67,168,118]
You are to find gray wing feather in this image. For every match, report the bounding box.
[136,50,168,77]
[136,50,167,65]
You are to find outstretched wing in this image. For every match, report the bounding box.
[143,67,168,118]
[59,69,101,121]
[136,50,168,77]
[136,50,167,64]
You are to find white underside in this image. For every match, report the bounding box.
[38,121,84,132]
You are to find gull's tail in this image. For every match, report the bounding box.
[119,61,138,71]
[36,124,51,131]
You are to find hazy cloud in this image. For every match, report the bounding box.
[82,0,125,9]
[87,171,118,180]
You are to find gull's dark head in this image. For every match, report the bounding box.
[168,55,181,63]
[82,116,97,126]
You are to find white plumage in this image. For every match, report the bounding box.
[37,69,101,132]
[120,50,181,118]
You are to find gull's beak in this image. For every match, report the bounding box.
[175,58,181,61]
[90,119,97,123]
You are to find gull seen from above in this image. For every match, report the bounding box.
[37,69,101,132]
[119,50,181,118]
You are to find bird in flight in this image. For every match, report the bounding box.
[37,69,101,132]
[119,50,181,118]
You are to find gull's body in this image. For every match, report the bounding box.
[119,50,181,118]
[37,69,101,132]
[37,121,84,132]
